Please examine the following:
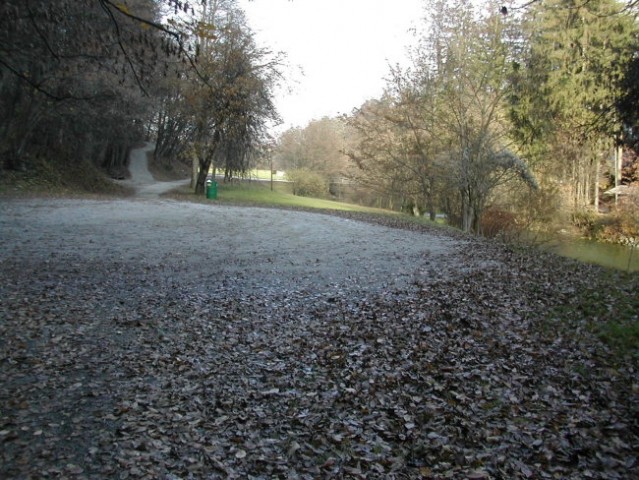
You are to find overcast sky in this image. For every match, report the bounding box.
[237,0,425,132]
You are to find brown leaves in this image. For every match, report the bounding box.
[1,228,638,478]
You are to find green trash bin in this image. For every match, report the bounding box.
[206,180,218,199]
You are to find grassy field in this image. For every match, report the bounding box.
[170,180,405,216]
[242,169,285,181]
[169,181,462,232]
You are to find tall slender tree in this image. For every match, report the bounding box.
[151,0,281,194]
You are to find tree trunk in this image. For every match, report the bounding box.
[594,153,600,212]
[191,156,199,190]
[615,141,622,207]
[195,159,211,195]
[427,189,436,221]
[461,198,471,233]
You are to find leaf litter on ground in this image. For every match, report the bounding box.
[1,212,638,479]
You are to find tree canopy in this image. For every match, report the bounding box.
[0,0,281,192]
[343,0,638,236]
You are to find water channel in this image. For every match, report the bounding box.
[540,235,639,272]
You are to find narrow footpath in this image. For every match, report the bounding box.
[119,142,190,197]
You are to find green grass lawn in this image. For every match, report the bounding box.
[243,169,280,180]
[171,180,402,216]
[219,183,391,212]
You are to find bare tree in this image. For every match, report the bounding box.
[347,0,537,232]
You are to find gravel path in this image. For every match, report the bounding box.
[118,142,191,197]
[0,198,466,296]
[1,144,469,296]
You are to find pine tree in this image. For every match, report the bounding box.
[513,0,637,210]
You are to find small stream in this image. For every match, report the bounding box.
[540,234,639,272]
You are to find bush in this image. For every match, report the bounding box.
[597,206,639,245]
[571,209,600,236]
[496,182,565,234]
[286,169,328,198]
[480,207,519,238]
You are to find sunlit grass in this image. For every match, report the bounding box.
[167,181,451,227]
[242,169,286,181]
[212,181,395,214]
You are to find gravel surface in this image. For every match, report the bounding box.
[0,197,466,296]
[1,142,471,295]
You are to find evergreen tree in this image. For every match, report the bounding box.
[513,0,637,210]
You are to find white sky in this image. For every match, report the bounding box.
[237,0,425,133]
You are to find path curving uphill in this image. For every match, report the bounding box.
[119,142,190,197]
